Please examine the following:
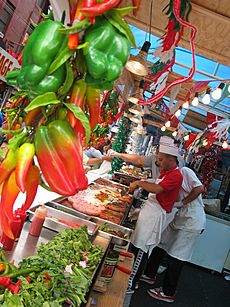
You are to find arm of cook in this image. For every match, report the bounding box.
[129,168,183,195]
[110,152,144,167]
[182,185,204,205]
[129,180,164,194]
[180,167,204,205]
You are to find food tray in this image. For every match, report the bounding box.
[28,204,99,236]
[45,200,91,220]
[89,216,133,246]
[51,195,132,226]
[94,177,129,194]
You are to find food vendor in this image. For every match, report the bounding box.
[123,137,183,293]
[142,167,206,303]
[110,136,184,182]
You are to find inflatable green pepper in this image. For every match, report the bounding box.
[6,20,67,99]
[84,16,130,90]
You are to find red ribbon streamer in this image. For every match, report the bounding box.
[138,0,197,105]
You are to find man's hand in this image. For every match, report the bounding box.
[129,181,141,193]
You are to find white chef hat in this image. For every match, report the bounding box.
[159,136,179,157]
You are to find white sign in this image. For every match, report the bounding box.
[0,47,20,82]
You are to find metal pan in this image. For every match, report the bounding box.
[43,200,91,220]
[89,216,133,246]
[28,204,99,236]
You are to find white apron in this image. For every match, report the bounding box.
[159,167,206,261]
[131,177,167,255]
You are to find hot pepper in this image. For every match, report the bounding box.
[0,150,17,185]
[15,143,35,193]
[84,16,130,89]
[7,280,22,294]
[21,165,40,213]
[68,79,87,140]
[80,0,121,17]
[0,170,20,240]
[5,20,67,99]
[68,0,85,50]
[0,276,11,287]
[35,120,88,196]
[85,85,101,130]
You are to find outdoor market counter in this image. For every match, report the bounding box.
[92,254,134,307]
[4,221,111,265]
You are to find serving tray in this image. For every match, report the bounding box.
[28,203,99,236]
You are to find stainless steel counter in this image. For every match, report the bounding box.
[4,221,111,266]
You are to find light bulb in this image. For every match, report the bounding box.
[212,88,222,100]
[183,100,189,109]
[165,120,171,128]
[184,135,189,141]
[203,139,208,146]
[202,89,211,104]
[212,82,225,100]
[175,108,181,117]
[192,92,199,106]
[222,140,228,149]
[172,131,177,137]
[161,126,166,131]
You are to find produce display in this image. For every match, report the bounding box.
[0,226,103,306]
[0,1,136,241]
[60,184,132,224]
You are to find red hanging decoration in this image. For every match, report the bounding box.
[139,0,197,105]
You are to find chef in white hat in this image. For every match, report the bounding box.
[126,137,183,292]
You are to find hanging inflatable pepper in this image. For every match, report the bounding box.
[5,20,67,99]
[15,143,35,193]
[80,0,121,17]
[68,79,87,140]
[20,165,40,213]
[86,85,101,130]
[0,150,17,185]
[84,16,130,89]
[0,170,20,240]
[35,120,88,196]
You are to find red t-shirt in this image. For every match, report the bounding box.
[156,167,183,213]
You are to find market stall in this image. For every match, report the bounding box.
[0,0,229,305]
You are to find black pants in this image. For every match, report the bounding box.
[145,246,184,296]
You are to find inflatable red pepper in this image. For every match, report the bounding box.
[68,79,87,140]
[86,85,101,130]
[15,143,35,193]
[35,120,88,196]
[0,150,17,185]
[0,170,20,240]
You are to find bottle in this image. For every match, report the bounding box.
[29,205,47,237]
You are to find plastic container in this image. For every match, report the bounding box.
[29,204,47,237]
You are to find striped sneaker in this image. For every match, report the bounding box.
[148,287,176,303]
[139,274,156,285]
